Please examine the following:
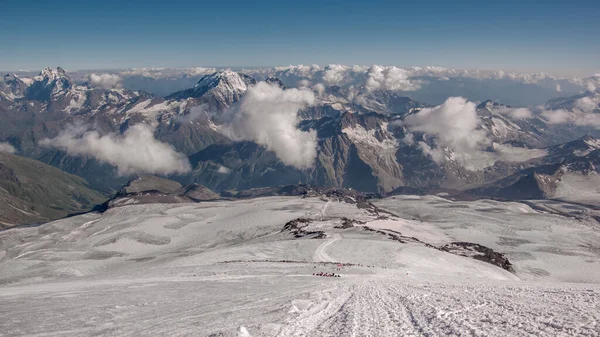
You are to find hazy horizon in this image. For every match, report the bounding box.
[2,0,599,76]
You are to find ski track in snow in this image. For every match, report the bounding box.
[279,276,600,337]
[1,196,600,336]
[312,234,341,263]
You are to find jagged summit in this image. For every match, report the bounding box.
[4,73,19,82]
[546,134,600,160]
[1,73,29,99]
[476,99,510,111]
[26,67,73,100]
[553,134,600,150]
[38,67,69,81]
[166,70,256,108]
[193,70,254,93]
[265,76,285,88]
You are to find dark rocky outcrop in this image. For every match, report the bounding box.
[440,242,514,272]
[281,218,326,239]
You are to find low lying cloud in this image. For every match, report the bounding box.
[40,123,191,175]
[541,94,600,128]
[492,144,547,162]
[541,109,570,124]
[89,73,122,89]
[399,97,545,170]
[319,64,420,92]
[401,97,490,169]
[365,65,420,92]
[575,96,599,113]
[494,107,534,119]
[312,83,326,95]
[222,82,317,169]
[297,79,311,89]
[119,67,216,79]
[178,104,211,123]
[323,64,349,85]
[584,74,600,92]
[0,142,16,154]
[541,109,600,128]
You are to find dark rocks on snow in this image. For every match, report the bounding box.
[281,218,327,239]
[362,226,513,272]
[440,242,514,272]
[334,217,365,229]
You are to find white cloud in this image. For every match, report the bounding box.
[542,109,600,128]
[232,64,586,93]
[312,83,326,95]
[401,97,490,169]
[365,65,420,92]
[570,74,600,92]
[541,93,600,128]
[222,82,317,169]
[89,73,122,89]
[217,165,232,174]
[402,132,414,145]
[585,74,600,91]
[541,109,571,124]
[0,142,16,154]
[185,67,218,76]
[492,70,506,79]
[119,67,216,79]
[274,64,321,78]
[178,104,211,123]
[399,97,542,169]
[297,79,311,88]
[493,144,547,162]
[495,107,534,119]
[39,123,191,176]
[323,64,349,85]
[575,96,599,113]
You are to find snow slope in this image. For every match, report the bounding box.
[0,196,599,336]
[374,195,600,283]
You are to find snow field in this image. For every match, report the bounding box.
[0,196,599,336]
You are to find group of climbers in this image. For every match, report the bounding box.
[313,272,341,277]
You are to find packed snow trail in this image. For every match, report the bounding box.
[312,199,331,218]
[312,234,341,263]
[278,276,600,337]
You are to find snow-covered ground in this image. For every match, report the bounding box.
[1,196,599,336]
[374,195,600,283]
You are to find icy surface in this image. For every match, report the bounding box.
[1,196,599,336]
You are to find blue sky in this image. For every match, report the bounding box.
[1,0,599,76]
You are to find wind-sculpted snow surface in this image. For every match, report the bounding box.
[282,277,600,336]
[0,196,599,336]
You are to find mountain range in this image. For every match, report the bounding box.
[1,67,599,226]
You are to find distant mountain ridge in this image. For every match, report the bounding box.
[1,67,599,205]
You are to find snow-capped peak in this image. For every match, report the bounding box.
[25,67,73,100]
[476,100,508,112]
[4,73,19,82]
[194,70,253,93]
[2,73,30,99]
[38,67,69,81]
[167,70,257,107]
[265,76,285,88]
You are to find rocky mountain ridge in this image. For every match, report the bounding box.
[1,67,598,202]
